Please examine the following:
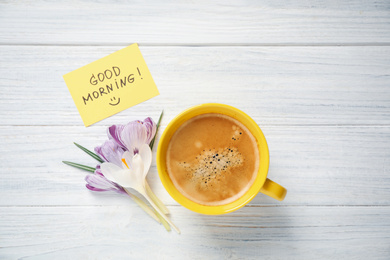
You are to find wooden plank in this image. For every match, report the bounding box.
[0,206,389,259]
[0,46,389,126]
[1,0,390,45]
[0,125,389,206]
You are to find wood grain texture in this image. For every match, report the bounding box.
[1,206,389,259]
[1,46,389,126]
[0,0,389,45]
[1,0,390,259]
[0,125,389,207]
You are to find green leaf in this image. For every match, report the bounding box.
[74,142,104,163]
[62,161,96,172]
[149,110,164,150]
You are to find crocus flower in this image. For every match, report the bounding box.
[107,117,156,154]
[89,117,171,229]
[85,169,126,194]
[105,118,170,216]
[63,113,173,232]
[100,143,180,233]
[94,139,125,166]
[85,167,163,224]
[88,140,126,193]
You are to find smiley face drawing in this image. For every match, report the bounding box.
[109,97,121,106]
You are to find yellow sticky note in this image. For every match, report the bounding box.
[63,43,159,126]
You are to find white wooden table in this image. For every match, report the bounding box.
[1,1,390,259]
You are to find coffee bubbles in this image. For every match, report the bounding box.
[179,147,243,190]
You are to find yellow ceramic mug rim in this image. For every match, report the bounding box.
[156,103,269,215]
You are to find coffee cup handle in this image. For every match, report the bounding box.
[260,178,287,201]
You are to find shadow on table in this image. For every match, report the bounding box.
[188,204,297,258]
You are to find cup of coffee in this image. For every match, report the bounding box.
[157,103,286,215]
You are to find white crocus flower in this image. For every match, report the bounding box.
[101,144,180,234]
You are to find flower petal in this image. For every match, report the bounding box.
[122,151,134,169]
[107,124,126,148]
[143,117,157,144]
[86,184,108,192]
[121,121,148,153]
[94,140,125,166]
[139,143,152,178]
[130,153,146,189]
[100,162,133,187]
[85,173,116,190]
[85,174,126,194]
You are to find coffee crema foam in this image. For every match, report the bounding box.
[166,113,260,206]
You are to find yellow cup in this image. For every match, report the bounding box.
[157,103,287,215]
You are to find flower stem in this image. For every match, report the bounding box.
[125,188,171,232]
[124,188,160,224]
[141,190,180,234]
[145,181,170,215]
[155,212,171,232]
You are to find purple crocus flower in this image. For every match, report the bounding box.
[85,169,126,194]
[94,139,125,166]
[77,115,175,231]
[107,124,126,148]
[87,118,156,194]
[88,139,127,194]
[107,117,156,154]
